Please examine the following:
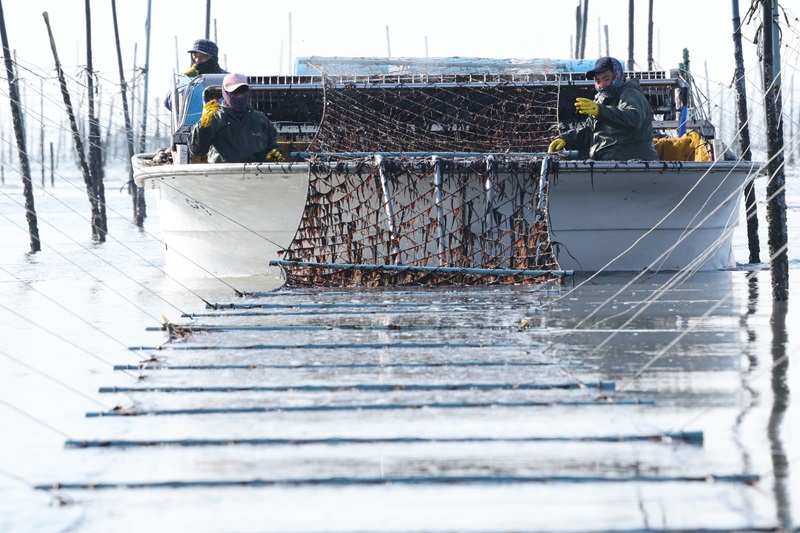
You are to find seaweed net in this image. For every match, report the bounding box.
[275,75,571,287]
[308,77,569,153]
[277,155,562,287]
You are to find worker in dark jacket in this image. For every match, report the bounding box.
[183,38,227,77]
[164,39,227,111]
[549,56,658,161]
[190,72,282,163]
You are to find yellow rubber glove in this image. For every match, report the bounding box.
[265,149,284,162]
[548,138,566,152]
[200,99,220,128]
[575,97,600,116]
[182,64,199,77]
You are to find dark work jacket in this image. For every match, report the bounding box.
[189,105,279,163]
[560,79,659,161]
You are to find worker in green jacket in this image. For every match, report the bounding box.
[549,56,658,161]
[190,73,282,163]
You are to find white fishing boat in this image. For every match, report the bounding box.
[133,59,761,283]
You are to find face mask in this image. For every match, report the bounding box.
[222,90,249,114]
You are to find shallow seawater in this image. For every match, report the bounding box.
[0,163,798,532]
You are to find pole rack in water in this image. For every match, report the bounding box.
[64,431,703,449]
[97,381,615,393]
[129,341,520,351]
[36,472,758,491]
[147,323,546,332]
[114,360,578,371]
[203,300,545,310]
[86,399,655,417]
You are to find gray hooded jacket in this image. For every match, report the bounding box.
[560,79,659,161]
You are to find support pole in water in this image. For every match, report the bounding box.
[761,0,788,301]
[111,0,144,226]
[84,0,108,239]
[39,79,44,186]
[1,0,40,252]
[43,11,103,241]
[205,0,211,40]
[579,0,589,60]
[647,0,654,70]
[626,0,634,70]
[138,0,152,156]
[731,0,760,263]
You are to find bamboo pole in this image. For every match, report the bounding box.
[1,0,40,252]
[761,0,788,301]
[131,44,137,138]
[43,11,103,241]
[40,78,44,186]
[85,0,107,238]
[731,0,760,263]
[704,61,711,117]
[205,0,211,40]
[112,0,144,225]
[138,0,152,154]
[1,119,4,185]
[574,5,580,59]
[579,0,588,60]
[627,0,634,69]
[647,0,654,70]
[174,36,179,75]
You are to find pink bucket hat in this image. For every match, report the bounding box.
[223,73,249,93]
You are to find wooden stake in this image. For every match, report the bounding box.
[85,0,107,238]
[761,1,789,301]
[1,0,40,252]
[112,0,145,225]
[731,0,760,263]
[43,11,103,241]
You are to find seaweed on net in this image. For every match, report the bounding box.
[278,156,560,287]
[277,75,564,287]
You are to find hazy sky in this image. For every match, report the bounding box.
[1,0,770,89]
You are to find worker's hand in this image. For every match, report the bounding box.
[265,149,284,162]
[200,99,220,128]
[182,64,199,77]
[575,97,600,116]
[548,138,566,152]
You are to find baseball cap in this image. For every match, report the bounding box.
[586,56,614,78]
[223,73,249,93]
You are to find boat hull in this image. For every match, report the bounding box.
[548,161,758,271]
[133,157,310,278]
[134,155,759,279]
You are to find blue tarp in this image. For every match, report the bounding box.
[295,57,598,76]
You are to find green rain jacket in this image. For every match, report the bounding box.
[190,105,279,163]
[560,79,659,161]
